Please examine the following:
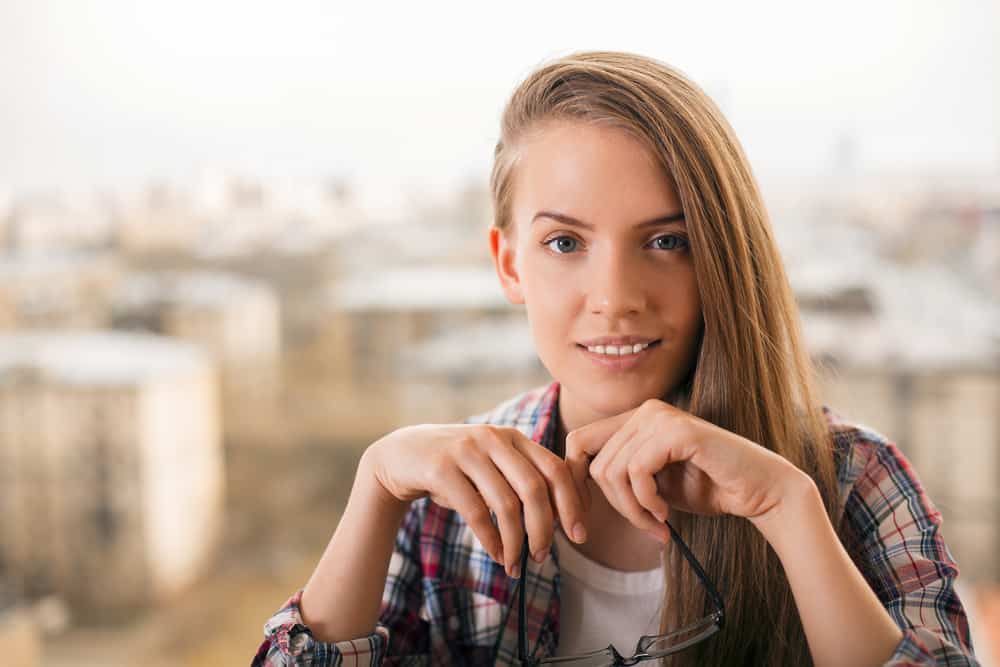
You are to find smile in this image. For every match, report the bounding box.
[576,340,661,370]
[582,340,658,356]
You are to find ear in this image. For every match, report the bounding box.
[489,226,524,305]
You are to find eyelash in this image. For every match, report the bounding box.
[541,233,690,255]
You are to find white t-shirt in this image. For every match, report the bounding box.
[552,527,666,658]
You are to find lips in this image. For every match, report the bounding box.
[578,339,662,354]
[577,335,660,347]
[578,339,660,370]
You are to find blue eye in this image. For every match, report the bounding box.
[543,236,579,254]
[650,234,688,251]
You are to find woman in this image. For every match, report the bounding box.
[252,51,978,666]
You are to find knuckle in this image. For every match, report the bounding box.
[465,504,490,526]
[539,452,573,483]
[522,477,548,503]
[641,397,663,413]
[535,452,559,475]
[499,493,521,515]
[473,425,496,443]
[674,418,696,443]
[426,453,452,481]
[610,465,628,485]
[455,432,478,452]
[498,425,521,440]
[550,462,573,488]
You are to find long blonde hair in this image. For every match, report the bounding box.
[490,50,840,666]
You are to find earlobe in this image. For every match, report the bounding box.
[488,226,525,305]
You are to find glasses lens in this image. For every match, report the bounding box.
[635,614,721,657]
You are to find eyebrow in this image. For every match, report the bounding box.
[531,210,686,230]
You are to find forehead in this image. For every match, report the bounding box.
[511,120,680,229]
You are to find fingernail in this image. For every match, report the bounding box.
[572,522,587,543]
[532,549,547,563]
[511,563,521,578]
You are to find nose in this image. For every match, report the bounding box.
[585,246,647,318]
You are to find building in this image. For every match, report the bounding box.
[112,270,283,447]
[0,332,223,620]
[396,316,549,426]
[0,250,120,331]
[3,194,112,253]
[283,265,519,445]
[115,184,205,256]
[792,253,1000,582]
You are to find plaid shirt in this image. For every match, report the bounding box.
[252,381,979,666]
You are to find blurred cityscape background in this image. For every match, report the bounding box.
[1,2,998,665]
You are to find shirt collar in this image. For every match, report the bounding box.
[530,380,562,451]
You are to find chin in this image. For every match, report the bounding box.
[583,385,658,417]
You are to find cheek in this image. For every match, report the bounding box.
[520,258,578,313]
[668,270,701,324]
[521,286,576,356]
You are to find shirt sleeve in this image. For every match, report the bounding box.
[251,498,431,666]
[840,436,980,666]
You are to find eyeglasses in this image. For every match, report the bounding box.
[511,518,725,666]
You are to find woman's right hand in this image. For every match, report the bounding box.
[363,424,588,578]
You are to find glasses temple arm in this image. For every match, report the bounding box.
[664,518,725,623]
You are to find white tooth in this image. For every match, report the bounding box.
[606,346,620,355]
[616,345,629,355]
[632,343,643,353]
[595,345,605,354]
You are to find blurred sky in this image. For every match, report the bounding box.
[1,0,997,207]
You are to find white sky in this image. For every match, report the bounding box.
[1,0,997,202]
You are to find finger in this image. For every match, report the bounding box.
[514,436,588,545]
[631,466,670,523]
[630,428,713,515]
[585,410,640,509]
[564,412,637,515]
[564,407,637,461]
[563,437,592,514]
[619,428,671,523]
[437,463,504,565]
[595,426,670,542]
[624,433,673,542]
[456,448,524,571]
[487,434,555,567]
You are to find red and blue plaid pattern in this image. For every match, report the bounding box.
[252,381,978,666]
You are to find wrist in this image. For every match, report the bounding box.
[748,467,824,550]
[355,444,411,520]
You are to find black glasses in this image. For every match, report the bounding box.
[511,518,724,666]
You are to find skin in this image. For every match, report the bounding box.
[489,118,704,571]
[299,119,904,666]
[492,119,901,665]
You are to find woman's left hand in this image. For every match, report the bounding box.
[564,398,812,542]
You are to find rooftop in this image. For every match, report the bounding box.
[0,331,209,386]
[329,266,510,311]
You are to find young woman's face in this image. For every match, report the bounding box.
[490,120,703,430]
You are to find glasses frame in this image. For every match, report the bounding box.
[512,518,725,666]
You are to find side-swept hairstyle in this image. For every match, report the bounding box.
[490,50,840,666]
